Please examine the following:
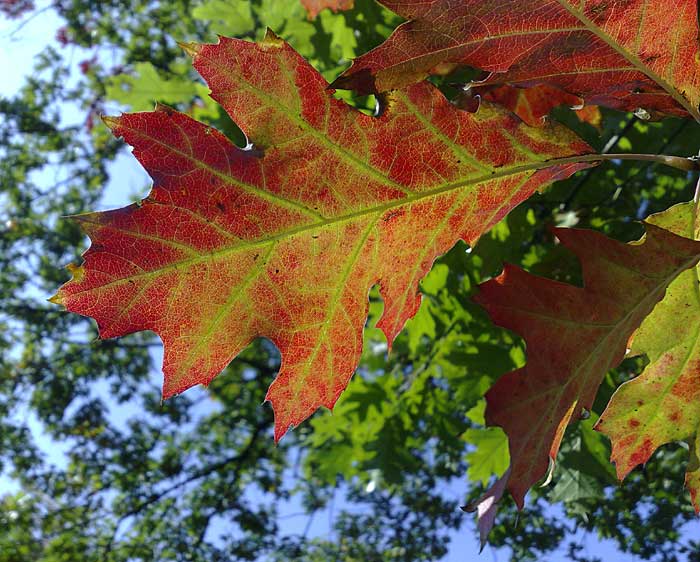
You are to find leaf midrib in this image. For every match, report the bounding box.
[508,253,699,413]
[70,150,597,298]
[282,219,378,406]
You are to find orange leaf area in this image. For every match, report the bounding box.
[51,33,593,441]
[474,223,700,506]
[334,0,700,120]
[300,0,353,19]
[478,84,583,127]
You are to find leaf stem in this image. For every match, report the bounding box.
[692,150,700,239]
[694,149,700,205]
[590,153,700,172]
[561,118,637,210]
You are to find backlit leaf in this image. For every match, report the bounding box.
[596,202,700,512]
[465,400,510,486]
[477,84,583,127]
[464,427,510,487]
[472,84,603,129]
[462,467,511,551]
[333,0,700,120]
[474,223,700,506]
[51,33,593,441]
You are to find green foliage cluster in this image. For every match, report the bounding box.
[1,1,700,561]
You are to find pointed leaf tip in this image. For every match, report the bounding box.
[154,102,176,113]
[47,292,63,306]
[100,115,120,130]
[66,263,85,283]
[177,41,201,58]
[49,263,85,306]
[273,421,290,444]
[262,28,284,47]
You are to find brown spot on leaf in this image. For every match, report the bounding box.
[382,209,404,223]
[629,438,655,467]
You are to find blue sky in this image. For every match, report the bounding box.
[0,6,690,561]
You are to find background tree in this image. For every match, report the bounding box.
[1,1,699,561]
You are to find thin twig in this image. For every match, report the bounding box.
[694,149,700,205]
[561,118,637,209]
[611,119,691,197]
[692,150,700,239]
[4,5,52,39]
[566,152,700,172]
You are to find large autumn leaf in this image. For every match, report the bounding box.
[332,0,700,121]
[474,223,700,506]
[51,32,594,441]
[596,202,700,512]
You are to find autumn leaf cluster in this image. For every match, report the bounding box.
[50,0,700,537]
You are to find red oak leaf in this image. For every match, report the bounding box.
[474,223,700,506]
[596,202,700,512]
[575,105,603,130]
[458,84,604,129]
[51,33,593,441]
[333,0,700,120]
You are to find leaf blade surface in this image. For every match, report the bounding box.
[596,203,700,511]
[52,35,593,440]
[475,223,700,506]
[334,0,700,120]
